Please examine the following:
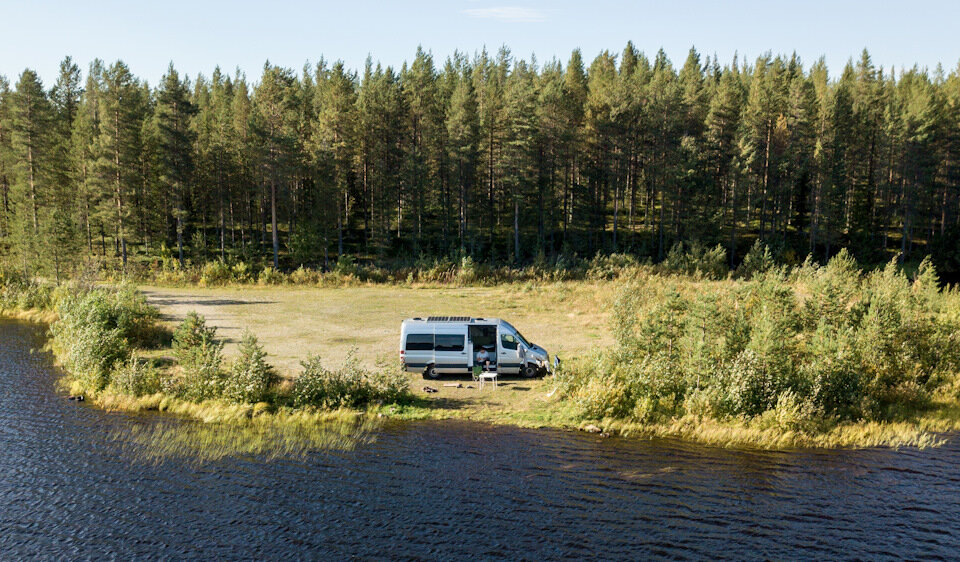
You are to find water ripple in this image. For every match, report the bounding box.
[2,319,960,559]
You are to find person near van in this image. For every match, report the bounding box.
[475,347,491,370]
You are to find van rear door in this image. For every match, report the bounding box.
[402,326,435,373]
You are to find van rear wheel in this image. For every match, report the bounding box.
[522,364,538,378]
[423,365,440,380]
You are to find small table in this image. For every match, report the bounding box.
[478,367,498,390]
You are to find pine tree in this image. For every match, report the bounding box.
[445,57,479,251]
[705,66,744,262]
[252,63,298,269]
[401,47,443,251]
[503,59,539,262]
[9,69,53,274]
[312,61,357,260]
[156,63,196,267]
[0,77,13,245]
[97,61,141,269]
[48,58,84,280]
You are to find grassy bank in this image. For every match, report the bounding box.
[3,249,960,450]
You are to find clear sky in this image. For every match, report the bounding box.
[3,0,959,86]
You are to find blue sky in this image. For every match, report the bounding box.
[3,0,959,86]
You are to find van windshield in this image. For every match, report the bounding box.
[501,321,531,348]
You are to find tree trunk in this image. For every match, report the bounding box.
[271,178,279,269]
[513,197,520,264]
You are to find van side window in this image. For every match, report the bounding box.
[501,334,518,350]
[434,334,464,352]
[405,334,434,351]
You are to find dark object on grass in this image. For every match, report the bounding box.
[422,386,438,393]
[68,395,85,401]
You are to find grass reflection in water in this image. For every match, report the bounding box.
[109,415,381,464]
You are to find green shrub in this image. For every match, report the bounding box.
[257,266,285,285]
[111,354,163,396]
[567,251,960,426]
[587,253,640,280]
[0,274,54,312]
[224,331,276,403]
[802,321,862,418]
[333,255,358,277]
[200,260,233,286]
[456,256,480,284]
[51,289,142,391]
[737,240,775,280]
[231,261,253,283]
[660,242,728,280]
[289,265,321,285]
[171,312,225,401]
[292,352,409,409]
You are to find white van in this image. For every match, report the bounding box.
[400,317,551,379]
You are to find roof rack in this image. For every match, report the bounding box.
[426,316,472,322]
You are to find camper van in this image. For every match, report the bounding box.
[400,317,550,379]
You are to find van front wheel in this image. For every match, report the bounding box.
[522,364,539,378]
[423,365,440,380]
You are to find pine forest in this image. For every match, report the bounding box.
[2,45,959,280]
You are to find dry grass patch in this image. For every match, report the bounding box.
[141,282,613,375]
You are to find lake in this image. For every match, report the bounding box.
[1,318,958,559]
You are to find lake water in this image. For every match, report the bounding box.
[2,318,959,559]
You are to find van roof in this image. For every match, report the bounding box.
[404,316,501,324]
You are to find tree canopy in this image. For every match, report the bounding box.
[1,47,959,278]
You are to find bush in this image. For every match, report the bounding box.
[50,287,160,391]
[200,260,233,286]
[289,265,321,285]
[111,354,163,396]
[659,242,728,280]
[257,266,285,285]
[52,295,129,391]
[564,251,960,426]
[737,240,775,280]
[224,331,276,403]
[0,274,54,312]
[333,255,358,277]
[587,253,640,280]
[171,312,225,401]
[292,352,409,409]
[231,261,253,283]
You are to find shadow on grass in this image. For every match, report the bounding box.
[397,394,474,411]
[147,297,277,307]
[420,373,543,383]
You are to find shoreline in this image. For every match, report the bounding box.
[3,305,958,451]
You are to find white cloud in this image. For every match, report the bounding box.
[462,6,548,23]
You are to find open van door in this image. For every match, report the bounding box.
[497,328,522,374]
